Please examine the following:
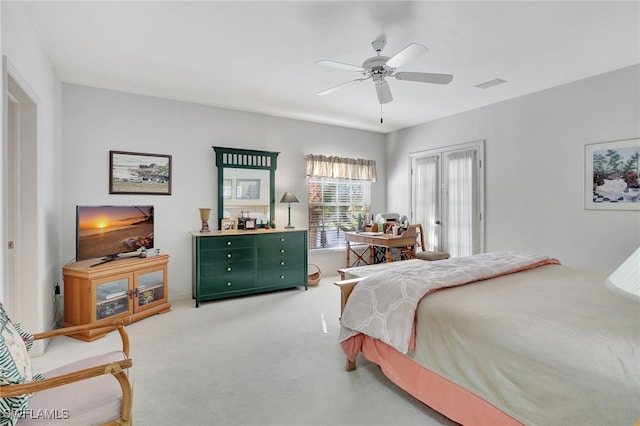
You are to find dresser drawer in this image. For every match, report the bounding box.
[257,232,305,258]
[257,254,303,271]
[258,265,305,287]
[200,259,255,276]
[198,234,255,250]
[199,271,255,295]
[200,247,256,264]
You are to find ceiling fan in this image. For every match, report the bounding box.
[317,36,453,105]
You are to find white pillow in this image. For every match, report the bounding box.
[249,212,269,222]
[606,247,640,302]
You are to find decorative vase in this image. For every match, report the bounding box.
[199,208,211,232]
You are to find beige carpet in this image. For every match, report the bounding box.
[31,276,458,426]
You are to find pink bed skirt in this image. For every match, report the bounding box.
[351,334,523,426]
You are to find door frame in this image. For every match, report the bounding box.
[2,56,39,324]
[410,140,485,256]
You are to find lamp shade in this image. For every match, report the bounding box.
[606,247,640,302]
[280,192,299,203]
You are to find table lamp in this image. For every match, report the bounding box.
[198,208,211,232]
[606,246,640,302]
[280,192,299,229]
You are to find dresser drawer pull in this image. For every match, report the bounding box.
[227,241,232,246]
[227,253,232,258]
[227,267,232,272]
[227,282,232,287]
[280,275,285,279]
[280,238,285,242]
[280,261,285,266]
[280,249,285,253]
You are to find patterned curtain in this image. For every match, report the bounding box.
[305,154,377,182]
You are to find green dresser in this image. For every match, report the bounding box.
[192,229,308,307]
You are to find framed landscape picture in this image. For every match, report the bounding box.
[110,151,172,195]
[236,178,260,199]
[585,138,640,210]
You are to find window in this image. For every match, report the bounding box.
[305,154,376,250]
[308,178,371,249]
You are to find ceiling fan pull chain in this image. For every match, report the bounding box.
[380,105,383,124]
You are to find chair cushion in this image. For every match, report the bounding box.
[0,305,38,426]
[415,251,451,261]
[19,351,127,425]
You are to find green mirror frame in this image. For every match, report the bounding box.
[213,146,280,230]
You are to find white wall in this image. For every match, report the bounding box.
[386,65,640,274]
[61,84,386,297]
[2,2,62,344]
[4,0,637,328]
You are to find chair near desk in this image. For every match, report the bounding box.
[405,224,450,261]
[360,222,449,262]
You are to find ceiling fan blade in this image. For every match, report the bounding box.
[386,43,429,69]
[375,80,393,104]
[316,60,364,73]
[394,72,453,85]
[318,77,369,96]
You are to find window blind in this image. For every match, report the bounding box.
[308,178,371,249]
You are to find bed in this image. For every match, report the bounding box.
[335,252,640,426]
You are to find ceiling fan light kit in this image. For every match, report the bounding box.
[317,36,454,110]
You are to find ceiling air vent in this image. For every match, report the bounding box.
[475,78,507,89]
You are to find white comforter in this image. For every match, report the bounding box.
[339,251,558,353]
[414,264,640,425]
[339,253,640,425]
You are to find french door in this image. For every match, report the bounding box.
[410,141,484,257]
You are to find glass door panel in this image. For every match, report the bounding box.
[136,269,165,309]
[96,278,130,320]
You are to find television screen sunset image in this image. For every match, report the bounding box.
[77,206,154,261]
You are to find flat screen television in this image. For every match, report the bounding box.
[76,205,154,265]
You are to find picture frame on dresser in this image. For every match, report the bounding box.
[242,217,257,230]
[220,218,238,232]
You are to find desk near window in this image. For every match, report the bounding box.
[345,230,417,267]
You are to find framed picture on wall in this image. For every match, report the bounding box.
[110,151,172,195]
[585,138,640,210]
[236,179,260,199]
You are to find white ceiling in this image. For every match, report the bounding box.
[20,1,640,133]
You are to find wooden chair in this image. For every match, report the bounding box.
[398,225,419,260]
[0,305,133,425]
[410,224,451,261]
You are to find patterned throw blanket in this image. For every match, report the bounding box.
[339,251,559,354]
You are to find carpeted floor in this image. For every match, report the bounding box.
[31,276,458,426]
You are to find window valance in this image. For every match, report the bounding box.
[305,154,377,182]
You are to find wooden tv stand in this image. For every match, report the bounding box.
[62,254,171,341]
